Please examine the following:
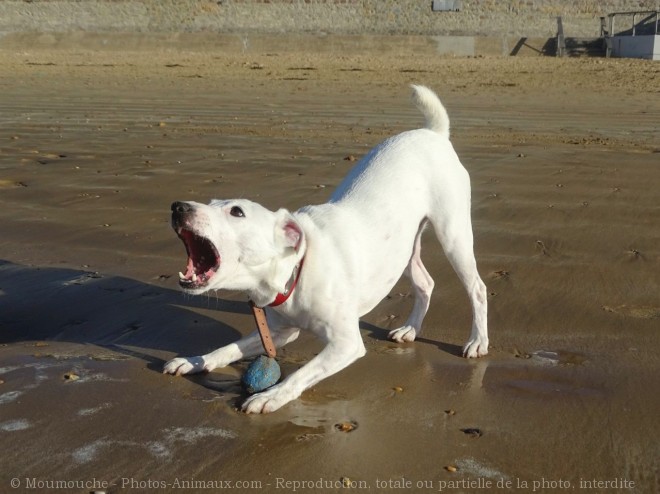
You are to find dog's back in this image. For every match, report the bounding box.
[298,86,472,315]
[328,85,468,217]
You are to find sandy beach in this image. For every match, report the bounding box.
[0,47,658,493]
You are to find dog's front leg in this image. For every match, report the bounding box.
[242,328,366,414]
[163,325,300,376]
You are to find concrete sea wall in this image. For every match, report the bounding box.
[1,1,657,37]
[0,1,657,56]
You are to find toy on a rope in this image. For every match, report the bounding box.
[241,301,281,394]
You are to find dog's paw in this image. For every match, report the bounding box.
[241,384,294,414]
[162,356,207,376]
[388,325,418,343]
[463,336,489,358]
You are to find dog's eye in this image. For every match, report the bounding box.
[230,206,245,218]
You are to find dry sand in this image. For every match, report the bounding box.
[0,47,658,493]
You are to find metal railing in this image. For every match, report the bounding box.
[606,10,659,37]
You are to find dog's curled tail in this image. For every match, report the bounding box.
[410,84,450,139]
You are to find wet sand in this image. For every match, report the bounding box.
[0,48,659,493]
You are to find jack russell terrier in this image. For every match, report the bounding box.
[163,85,489,413]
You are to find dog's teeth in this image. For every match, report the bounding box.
[178,271,186,280]
[192,273,197,282]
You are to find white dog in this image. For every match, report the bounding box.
[163,85,488,413]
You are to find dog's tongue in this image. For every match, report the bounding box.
[177,230,220,287]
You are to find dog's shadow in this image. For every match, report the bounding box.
[0,259,463,401]
[0,260,247,364]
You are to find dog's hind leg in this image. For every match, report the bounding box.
[389,222,435,343]
[431,213,488,358]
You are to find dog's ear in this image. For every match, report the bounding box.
[275,209,303,252]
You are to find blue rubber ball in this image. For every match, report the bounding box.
[242,355,281,394]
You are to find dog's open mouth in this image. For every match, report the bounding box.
[176,228,220,289]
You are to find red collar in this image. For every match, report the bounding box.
[269,257,304,307]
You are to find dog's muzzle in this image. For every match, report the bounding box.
[171,201,221,290]
[171,201,194,228]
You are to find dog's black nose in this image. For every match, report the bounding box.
[171,201,193,214]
